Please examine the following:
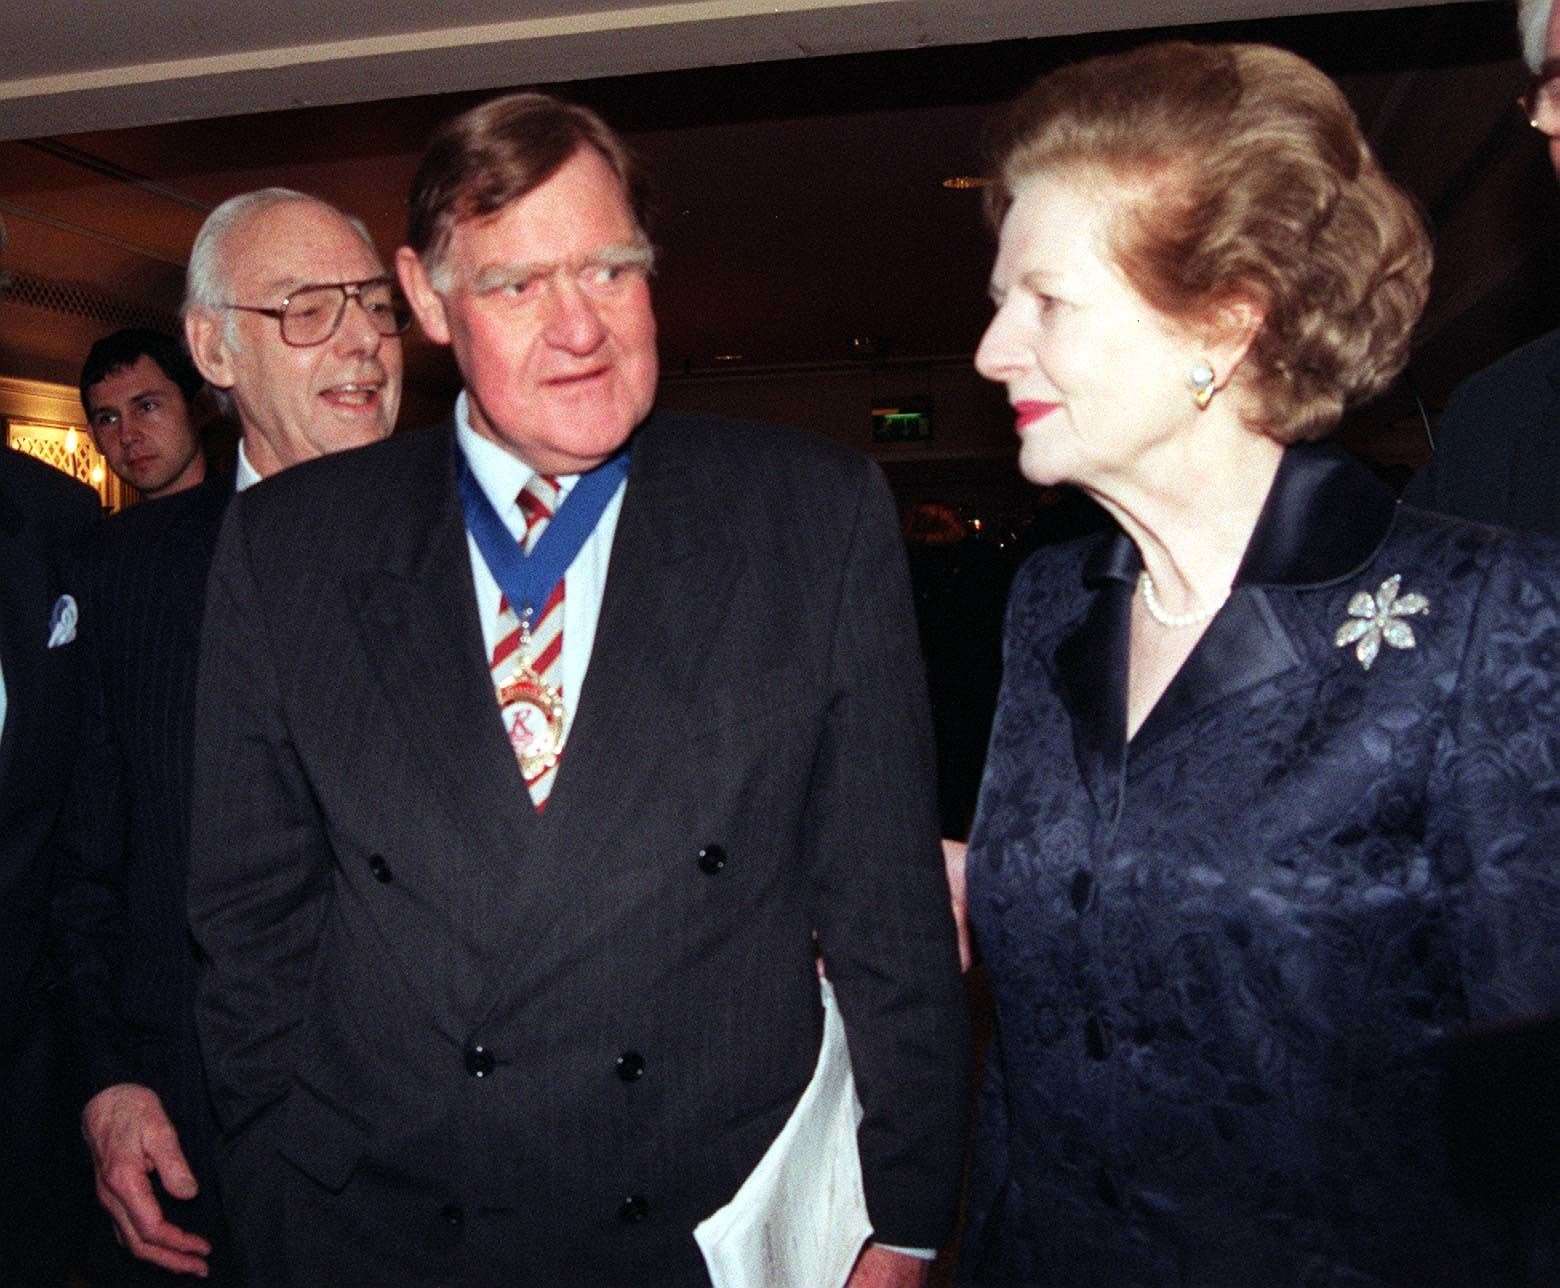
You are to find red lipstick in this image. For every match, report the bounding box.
[1013,401,1059,433]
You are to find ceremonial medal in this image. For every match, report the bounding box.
[497,620,565,778]
[457,446,630,785]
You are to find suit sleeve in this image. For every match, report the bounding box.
[187,500,333,1137]
[51,552,139,1097]
[805,459,970,1249]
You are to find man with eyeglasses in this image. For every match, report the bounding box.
[53,187,404,1283]
[1404,0,1560,535]
[186,95,966,1286]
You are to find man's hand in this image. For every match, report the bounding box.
[82,1083,211,1277]
[846,1243,932,1288]
[942,838,971,972]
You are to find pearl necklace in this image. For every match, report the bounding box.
[1137,571,1225,629]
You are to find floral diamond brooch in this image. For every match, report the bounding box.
[1334,574,1429,671]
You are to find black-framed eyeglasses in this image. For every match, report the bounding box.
[1520,64,1560,139]
[222,276,413,347]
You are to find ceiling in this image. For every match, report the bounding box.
[0,0,1482,139]
[0,0,1552,449]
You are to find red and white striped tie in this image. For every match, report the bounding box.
[490,474,564,808]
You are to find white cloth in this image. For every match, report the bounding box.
[455,391,624,741]
[695,979,874,1288]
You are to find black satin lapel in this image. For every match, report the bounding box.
[1235,443,1396,586]
[1054,580,1131,817]
[1132,586,1303,752]
[346,500,540,859]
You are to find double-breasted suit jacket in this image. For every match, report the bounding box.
[53,473,233,1255]
[189,412,969,1285]
[963,444,1560,1286]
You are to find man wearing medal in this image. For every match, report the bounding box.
[187,93,968,1287]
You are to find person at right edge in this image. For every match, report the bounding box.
[957,40,1560,1286]
[1404,0,1560,535]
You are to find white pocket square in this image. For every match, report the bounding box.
[47,593,77,648]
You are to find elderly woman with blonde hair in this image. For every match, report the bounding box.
[959,39,1560,1286]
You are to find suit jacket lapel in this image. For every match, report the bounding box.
[542,420,743,837]
[345,427,541,860]
[1058,444,1395,767]
[1133,445,1394,753]
[1131,585,1302,751]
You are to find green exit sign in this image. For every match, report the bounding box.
[871,400,932,443]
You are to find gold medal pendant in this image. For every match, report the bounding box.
[497,617,564,778]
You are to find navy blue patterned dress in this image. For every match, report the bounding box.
[961,445,1560,1286]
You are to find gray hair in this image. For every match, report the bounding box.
[1519,0,1552,74]
[182,187,377,335]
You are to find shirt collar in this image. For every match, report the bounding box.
[1085,441,1399,591]
[235,440,262,492]
[454,389,578,518]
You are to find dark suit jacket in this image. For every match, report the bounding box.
[963,444,1560,1286]
[189,413,969,1285]
[0,446,97,1050]
[1404,324,1560,536]
[53,474,232,1250]
[0,446,97,1288]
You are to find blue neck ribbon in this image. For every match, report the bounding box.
[457,445,630,618]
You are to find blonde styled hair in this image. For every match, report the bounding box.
[986,41,1432,443]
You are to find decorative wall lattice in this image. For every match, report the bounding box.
[7,420,131,512]
[1,271,176,333]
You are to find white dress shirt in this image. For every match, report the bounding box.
[455,391,625,740]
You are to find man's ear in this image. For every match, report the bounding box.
[396,247,451,347]
[185,310,235,391]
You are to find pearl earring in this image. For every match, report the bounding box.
[1189,360,1215,410]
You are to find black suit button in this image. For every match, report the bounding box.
[463,1043,495,1077]
[439,1203,464,1229]
[368,855,392,883]
[615,1051,646,1082]
[697,844,727,875]
[618,1195,650,1223]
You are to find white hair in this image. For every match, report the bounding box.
[1519,0,1553,74]
[182,187,378,335]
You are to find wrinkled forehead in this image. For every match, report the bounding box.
[225,200,386,299]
